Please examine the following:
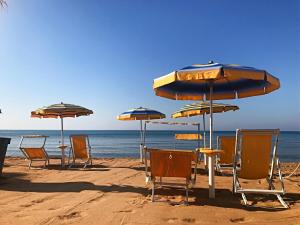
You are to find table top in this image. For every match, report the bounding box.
[197,148,223,155]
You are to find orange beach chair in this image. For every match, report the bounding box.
[144,148,198,204]
[216,136,236,172]
[19,135,50,169]
[69,135,92,168]
[233,129,288,208]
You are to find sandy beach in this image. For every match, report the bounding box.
[0,157,299,225]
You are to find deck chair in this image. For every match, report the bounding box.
[69,135,92,168]
[144,147,198,205]
[19,135,50,169]
[233,129,288,208]
[216,136,236,172]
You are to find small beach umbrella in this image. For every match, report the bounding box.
[31,102,93,167]
[172,101,239,148]
[117,107,165,162]
[153,61,280,198]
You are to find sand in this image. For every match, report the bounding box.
[0,157,299,225]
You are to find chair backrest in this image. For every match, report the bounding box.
[235,129,279,180]
[70,135,90,159]
[20,147,48,160]
[218,136,235,164]
[148,148,193,179]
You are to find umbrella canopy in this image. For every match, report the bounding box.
[31,102,93,167]
[31,103,93,118]
[172,101,239,149]
[153,62,280,100]
[117,107,165,121]
[172,101,239,118]
[117,107,165,162]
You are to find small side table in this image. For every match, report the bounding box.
[57,145,68,168]
[198,148,223,199]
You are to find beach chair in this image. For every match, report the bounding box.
[233,129,288,208]
[144,147,198,205]
[19,135,50,169]
[216,136,236,172]
[69,135,92,168]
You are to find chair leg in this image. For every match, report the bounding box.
[276,194,289,208]
[185,178,189,205]
[241,193,248,206]
[29,161,32,169]
[151,181,155,202]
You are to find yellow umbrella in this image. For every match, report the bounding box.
[153,61,280,198]
[172,101,239,148]
[31,102,93,167]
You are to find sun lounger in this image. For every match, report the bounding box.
[144,147,198,204]
[69,135,92,168]
[216,136,236,172]
[233,129,288,208]
[19,135,50,169]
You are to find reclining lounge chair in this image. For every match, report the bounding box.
[216,136,236,172]
[233,129,288,208]
[19,135,50,169]
[69,135,92,168]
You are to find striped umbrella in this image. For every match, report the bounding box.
[31,102,93,167]
[117,107,165,161]
[153,61,280,198]
[172,101,239,148]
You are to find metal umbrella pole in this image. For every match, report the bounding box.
[139,120,144,162]
[208,83,215,198]
[202,113,208,166]
[143,121,147,163]
[60,116,65,168]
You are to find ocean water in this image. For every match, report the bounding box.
[0,130,299,162]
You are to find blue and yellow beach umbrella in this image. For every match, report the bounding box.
[153,61,280,198]
[117,107,165,162]
[153,61,280,149]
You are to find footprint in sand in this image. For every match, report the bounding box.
[182,218,196,223]
[58,211,81,220]
[230,217,245,223]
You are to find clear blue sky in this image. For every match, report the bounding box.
[0,0,299,130]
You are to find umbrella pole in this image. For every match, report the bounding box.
[139,120,143,162]
[197,123,200,149]
[208,83,215,199]
[143,121,147,163]
[202,113,208,166]
[60,117,65,168]
[143,121,146,146]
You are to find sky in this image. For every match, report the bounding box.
[0,0,299,130]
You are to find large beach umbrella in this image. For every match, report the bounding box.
[31,102,93,167]
[117,107,165,161]
[172,101,239,148]
[153,61,280,198]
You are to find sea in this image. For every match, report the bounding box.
[1,130,299,162]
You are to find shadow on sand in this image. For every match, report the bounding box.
[1,171,299,212]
